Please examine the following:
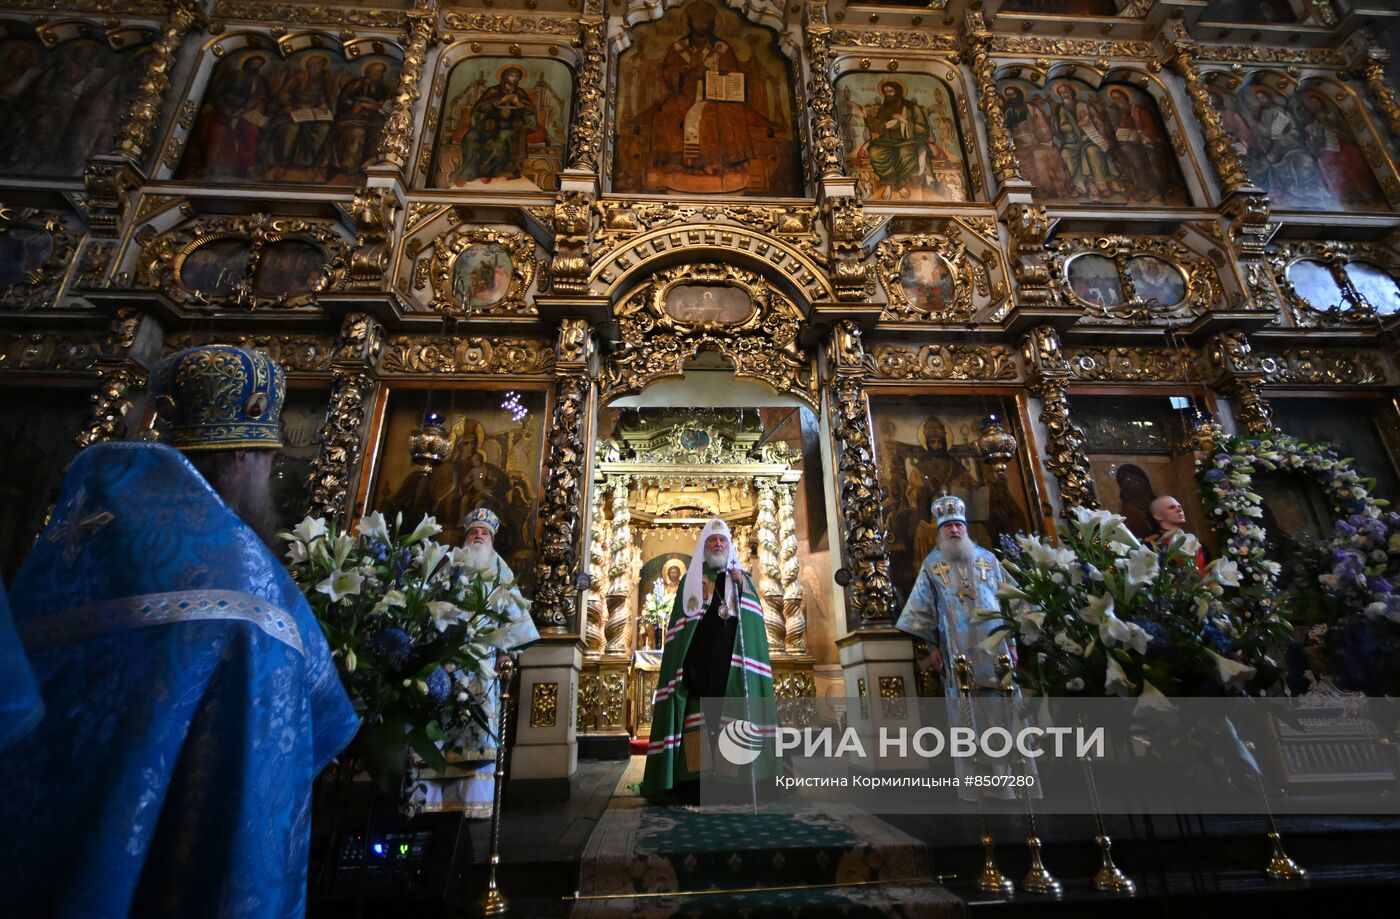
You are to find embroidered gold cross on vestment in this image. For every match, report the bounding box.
[930,561,952,586]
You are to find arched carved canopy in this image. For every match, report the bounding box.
[602,263,818,409]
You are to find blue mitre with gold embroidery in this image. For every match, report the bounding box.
[152,344,286,451]
[464,506,501,534]
[932,494,967,527]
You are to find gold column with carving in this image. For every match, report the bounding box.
[1362,50,1400,146]
[75,310,163,449]
[114,0,201,163]
[584,482,611,657]
[755,479,786,650]
[532,318,595,633]
[803,2,847,180]
[568,13,606,174]
[1162,36,1253,197]
[828,321,897,625]
[604,476,633,654]
[306,313,384,523]
[778,482,805,654]
[372,1,438,170]
[81,0,201,236]
[1204,330,1279,436]
[1022,326,1096,513]
[962,29,1024,189]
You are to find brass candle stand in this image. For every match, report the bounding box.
[479,656,516,916]
[1078,716,1135,895]
[955,654,1014,897]
[996,654,1061,898]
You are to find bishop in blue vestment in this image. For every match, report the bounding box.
[0,345,358,918]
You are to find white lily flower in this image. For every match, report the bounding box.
[979,629,1012,654]
[427,600,466,631]
[370,589,406,615]
[418,542,450,578]
[1207,558,1242,588]
[1105,655,1136,696]
[1101,515,1142,551]
[407,513,443,544]
[1123,547,1159,588]
[1134,680,1175,716]
[284,540,308,565]
[316,568,364,602]
[291,516,328,545]
[355,510,390,543]
[330,532,356,569]
[1019,611,1046,643]
[1106,541,1131,557]
[996,580,1030,601]
[1171,531,1201,560]
[1078,591,1114,626]
[1206,648,1256,688]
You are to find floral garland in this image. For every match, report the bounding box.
[1198,434,1397,621]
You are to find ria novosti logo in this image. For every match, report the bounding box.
[717,719,766,766]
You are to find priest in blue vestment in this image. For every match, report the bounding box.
[0,584,41,751]
[0,345,358,918]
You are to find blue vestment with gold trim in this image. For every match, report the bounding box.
[896,544,1011,688]
[0,442,358,918]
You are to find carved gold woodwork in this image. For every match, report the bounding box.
[602,264,819,410]
[219,1,410,28]
[1003,202,1054,309]
[306,313,383,522]
[340,187,399,291]
[824,194,871,302]
[864,344,1018,382]
[604,476,633,655]
[1163,38,1253,197]
[444,9,580,34]
[137,215,349,310]
[576,665,628,734]
[373,4,436,171]
[427,225,537,316]
[530,681,558,728]
[1269,240,1400,327]
[550,190,593,297]
[532,319,595,633]
[879,675,907,718]
[1363,52,1400,147]
[827,321,897,626]
[164,333,336,374]
[1050,235,1218,325]
[803,7,846,181]
[755,479,785,649]
[778,483,805,654]
[963,31,1023,188]
[592,200,824,267]
[0,208,79,311]
[568,15,604,172]
[1254,349,1389,387]
[113,0,200,164]
[1022,326,1095,513]
[774,664,817,728]
[875,230,979,323]
[1203,330,1278,436]
[584,483,611,657]
[1065,347,1192,384]
[380,336,553,375]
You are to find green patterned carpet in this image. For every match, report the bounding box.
[573,758,965,917]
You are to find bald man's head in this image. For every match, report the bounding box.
[1150,495,1187,531]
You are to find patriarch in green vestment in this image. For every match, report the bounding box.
[641,518,778,801]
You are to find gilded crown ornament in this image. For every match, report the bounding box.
[409,411,450,472]
[932,494,967,528]
[151,345,286,451]
[464,507,501,535]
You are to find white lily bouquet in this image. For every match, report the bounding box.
[981,507,1286,701]
[641,577,672,629]
[281,512,512,795]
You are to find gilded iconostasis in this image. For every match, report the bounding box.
[2,0,1400,690]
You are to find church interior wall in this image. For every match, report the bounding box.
[3,0,1400,734]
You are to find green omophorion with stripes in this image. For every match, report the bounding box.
[640,571,779,797]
